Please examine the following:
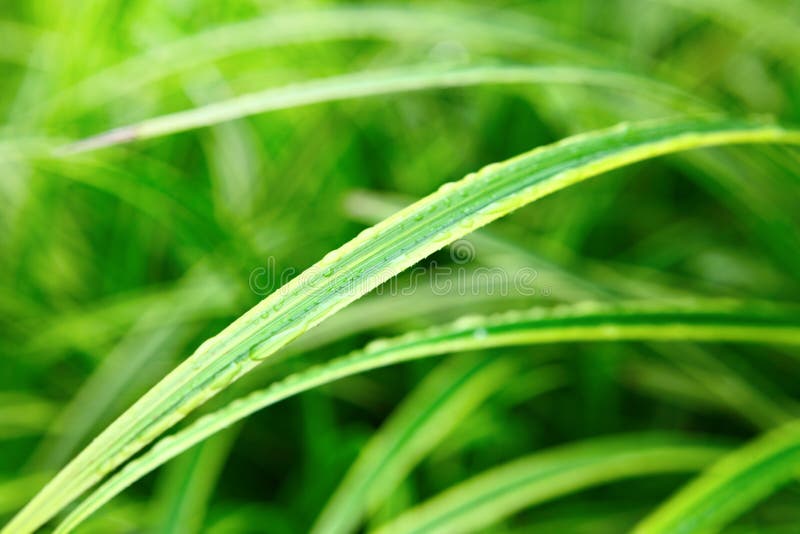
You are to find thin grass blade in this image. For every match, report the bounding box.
[61,65,703,154]
[8,118,800,534]
[634,420,800,533]
[55,299,800,532]
[371,434,729,534]
[310,355,523,534]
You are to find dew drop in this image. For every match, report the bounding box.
[248,344,267,361]
[322,250,340,263]
[434,230,453,242]
[210,363,240,390]
[481,162,501,175]
[461,172,477,188]
[358,227,376,240]
[616,122,631,134]
[438,181,458,194]
[365,338,391,352]
[454,315,483,329]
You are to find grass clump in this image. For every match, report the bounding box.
[1,1,800,533]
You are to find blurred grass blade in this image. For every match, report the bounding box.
[0,21,46,66]
[372,435,729,534]
[52,4,601,115]
[8,118,800,534]
[0,474,48,518]
[649,344,795,430]
[311,355,521,534]
[656,0,800,59]
[55,299,800,532]
[150,428,239,534]
[0,393,55,440]
[61,64,702,154]
[634,420,800,533]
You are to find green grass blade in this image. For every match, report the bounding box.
[371,435,729,534]
[634,420,800,533]
[645,345,796,430]
[343,188,686,299]
[310,355,523,534]
[54,299,800,532]
[61,64,702,154]
[150,428,238,534]
[656,0,800,60]
[8,118,800,534]
[343,182,789,430]
[50,4,599,115]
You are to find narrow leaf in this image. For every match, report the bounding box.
[8,118,800,534]
[311,355,522,534]
[56,299,800,532]
[371,435,729,534]
[634,420,800,533]
[61,65,701,154]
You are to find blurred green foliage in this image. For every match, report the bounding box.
[2,0,800,532]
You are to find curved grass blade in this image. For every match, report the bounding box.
[638,345,796,430]
[343,188,686,299]
[371,434,729,534]
[150,427,239,534]
[634,420,800,533]
[35,271,236,469]
[677,150,800,277]
[55,299,800,532]
[61,64,703,154]
[8,118,800,534]
[51,4,606,115]
[310,355,526,534]
[655,0,800,60]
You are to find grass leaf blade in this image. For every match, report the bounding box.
[8,118,800,534]
[55,299,800,532]
[61,65,702,154]
[634,420,800,533]
[371,435,729,534]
